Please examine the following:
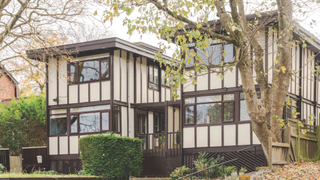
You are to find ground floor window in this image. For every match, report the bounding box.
[184,94,234,125]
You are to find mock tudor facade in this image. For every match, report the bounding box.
[27,15,320,176]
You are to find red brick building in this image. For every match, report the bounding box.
[0,65,19,103]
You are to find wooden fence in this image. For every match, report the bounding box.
[0,148,10,172]
[268,120,319,168]
[22,146,48,172]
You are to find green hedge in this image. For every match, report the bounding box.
[79,133,143,180]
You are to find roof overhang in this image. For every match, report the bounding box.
[27,37,171,61]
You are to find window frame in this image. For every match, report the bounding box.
[68,57,110,84]
[69,109,111,135]
[113,106,121,134]
[49,114,68,136]
[148,61,160,90]
[184,42,235,69]
[183,93,235,126]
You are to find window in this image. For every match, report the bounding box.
[240,91,261,121]
[137,110,148,134]
[68,58,109,83]
[185,43,234,67]
[79,113,100,133]
[283,97,298,120]
[161,69,171,86]
[68,105,110,134]
[149,64,159,89]
[184,94,234,124]
[154,112,165,132]
[50,115,67,135]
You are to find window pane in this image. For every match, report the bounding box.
[154,112,160,132]
[149,82,158,89]
[161,113,165,132]
[50,109,67,114]
[196,103,221,124]
[149,65,153,82]
[161,69,165,85]
[185,97,195,104]
[70,63,78,82]
[240,100,250,121]
[186,49,195,67]
[70,115,78,133]
[114,110,120,133]
[102,112,109,131]
[70,105,110,113]
[199,44,222,65]
[185,106,194,124]
[138,116,147,134]
[224,102,233,121]
[197,95,221,103]
[50,116,67,135]
[223,94,234,101]
[79,113,100,133]
[79,60,100,82]
[154,66,159,84]
[101,59,109,78]
[224,44,234,63]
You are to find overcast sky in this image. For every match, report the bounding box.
[101,7,320,57]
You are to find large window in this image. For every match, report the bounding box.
[184,94,234,125]
[69,105,110,134]
[50,115,67,135]
[149,63,159,89]
[69,57,109,83]
[185,42,234,67]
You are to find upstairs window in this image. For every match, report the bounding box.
[69,57,109,83]
[149,63,159,89]
[185,42,234,67]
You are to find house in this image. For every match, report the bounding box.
[26,13,320,176]
[0,65,19,104]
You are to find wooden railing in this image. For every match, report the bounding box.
[137,131,181,157]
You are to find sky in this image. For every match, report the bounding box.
[99,3,320,58]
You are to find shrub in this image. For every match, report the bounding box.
[78,170,86,175]
[194,152,224,177]
[170,166,191,180]
[218,166,236,177]
[79,132,143,180]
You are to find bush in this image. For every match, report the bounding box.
[194,152,224,178]
[79,132,143,180]
[218,166,236,177]
[170,166,191,180]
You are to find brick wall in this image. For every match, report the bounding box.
[0,72,15,100]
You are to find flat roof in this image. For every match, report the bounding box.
[27,37,171,61]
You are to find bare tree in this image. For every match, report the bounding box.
[0,0,113,95]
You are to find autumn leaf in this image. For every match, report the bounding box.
[280,66,286,73]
